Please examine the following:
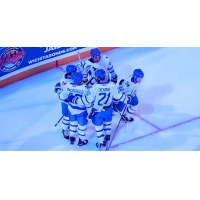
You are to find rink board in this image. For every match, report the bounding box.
[0,47,117,88]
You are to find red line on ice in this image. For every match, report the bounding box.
[133,113,161,130]
[111,116,200,149]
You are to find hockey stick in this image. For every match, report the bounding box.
[55,110,68,127]
[114,106,128,123]
[106,90,134,150]
[77,52,83,67]
[86,77,94,85]
[106,105,127,151]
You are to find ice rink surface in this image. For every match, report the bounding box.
[1,47,200,151]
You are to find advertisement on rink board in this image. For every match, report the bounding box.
[0,47,85,78]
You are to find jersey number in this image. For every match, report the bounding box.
[98,92,111,106]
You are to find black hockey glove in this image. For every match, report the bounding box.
[111,74,118,84]
[87,109,95,120]
[119,79,124,85]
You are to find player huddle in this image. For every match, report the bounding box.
[54,48,144,150]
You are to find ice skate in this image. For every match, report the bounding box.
[70,136,76,148]
[122,115,134,122]
[62,129,69,141]
[96,140,107,151]
[77,138,88,148]
[105,135,110,141]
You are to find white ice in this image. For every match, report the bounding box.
[0,47,200,151]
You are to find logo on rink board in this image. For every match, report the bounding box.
[0,47,26,72]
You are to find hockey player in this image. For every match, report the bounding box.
[70,69,127,150]
[113,69,144,122]
[76,48,118,85]
[59,72,92,147]
[54,65,77,140]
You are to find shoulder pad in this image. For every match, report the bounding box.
[102,55,109,59]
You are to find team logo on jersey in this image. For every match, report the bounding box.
[0,47,26,72]
[62,81,67,85]
[125,81,130,87]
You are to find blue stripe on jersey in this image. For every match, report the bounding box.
[86,65,91,70]
[70,129,77,132]
[80,97,85,105]
[70,124,78,127]
[108,66,113,70]
[97,134,105,138]
[96,129,103,132]
[85,96,89,104]
[78,127,87,131]
[69,103,86,110]
[104,128,111,131]
[78,133,86,137]
[86,105,92,109]
[62,122,69,125]
[109,70,114,73]
[104,123,111,126]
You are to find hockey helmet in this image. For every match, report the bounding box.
[66,65,77,74]
[72,72,83,84]
[90,48,101,57]
[133,69,144,78]
[95,69,106,80]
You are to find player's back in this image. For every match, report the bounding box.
[91,81,116,111]
[67,83,89,115]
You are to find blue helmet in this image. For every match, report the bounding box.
[72,72,83,84]
[95,69,106,79]
[90,48,101,57]
[66,65,77,74]
[133,69,144,78]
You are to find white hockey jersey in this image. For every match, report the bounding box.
[76,81,126,113]
[120,75,142,97]
[77,55,117,84]
[55,73,73,104]
[59,83,91,115]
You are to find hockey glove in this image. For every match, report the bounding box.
[54,82,62,94]
[87,109,95,120]
[111,74,118,84]
[125,95,132,104]
[119,79,124,85]
[54,88,62,94]
[82,79,88,84]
